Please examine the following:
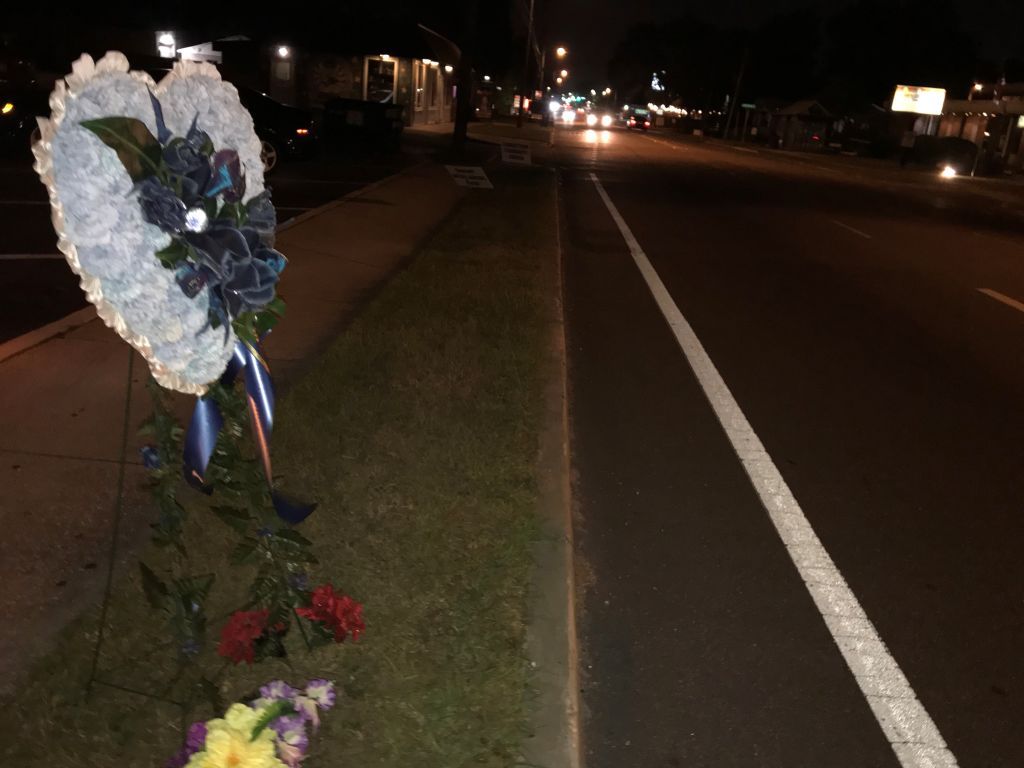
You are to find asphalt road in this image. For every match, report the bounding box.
[0,142,420,344]
[558,127,1024,767]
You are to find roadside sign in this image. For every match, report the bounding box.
[445,165,493,189]
[891,85,946,115]
[499,142,532,165]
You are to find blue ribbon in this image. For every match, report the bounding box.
[183,341,316,524]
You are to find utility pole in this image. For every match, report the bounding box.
[725,47,748,141]
[453,0,479,155]
[517,0,535,128]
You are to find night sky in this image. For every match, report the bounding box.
[540,0,1024,87]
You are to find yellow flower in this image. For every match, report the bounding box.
[186,704,284,768]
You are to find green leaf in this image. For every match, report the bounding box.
[139,562,169,610]
[155,239,189,269]
[274,529,313,547]
[231,537,261,565]
[173,573,216,604]
[211,505,252,534]
[250,700,295,739]
[80,117,162,181]
[203,196,219,221]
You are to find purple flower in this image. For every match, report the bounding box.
[260,680,298,701]
[272,714,309,768]
[207,149,246,203]
[305,679,336,711]
[165,721,206,768]
[185,721,207,752]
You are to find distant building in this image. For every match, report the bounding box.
[937,82,1024,173]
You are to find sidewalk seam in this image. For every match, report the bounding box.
[0,159,427,366]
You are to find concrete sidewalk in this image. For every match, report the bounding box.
[0,161,465,693]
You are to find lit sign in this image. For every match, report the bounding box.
[891,85,946,115]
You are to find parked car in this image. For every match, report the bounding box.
[141,70,317,175]
[234,86,317,174]
[322,98,405,149]
[0,84,50,156]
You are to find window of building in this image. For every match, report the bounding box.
[365,56,397,103]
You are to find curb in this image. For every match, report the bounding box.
[0,306,97,365]
[0,159,428,367]
[523,168,581,768]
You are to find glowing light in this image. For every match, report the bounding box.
[940,165,957,178]
[556,46,567,58]
[600,114,612,127]
[444,65,453,73]
[483,75,491,82]
[556,77,563,85]
[381,54,391,60]
[891,84,945,115]
[561,109,576,124]
[184,207,209,233]
[156,31,176,58]
[586,113,598,127]
[973,82,984,91]
[560,69,568,79]
[295,127,309,135]
[1,102,13,115]
[276,46,291,58]
[548,100,561,113]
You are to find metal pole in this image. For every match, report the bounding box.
[517,0,535,128]
[725,47,748,140]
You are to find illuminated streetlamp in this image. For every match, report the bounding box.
[556,76,563,85]
[560,69,568,79]
[276,45,290,59]
[556,46,567,58]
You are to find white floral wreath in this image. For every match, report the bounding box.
[33,52,268,394]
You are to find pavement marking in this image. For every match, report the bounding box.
[588,170,958,768]
[0,253,63,261]
[727,144,759,154]
[977,288,1024,314]
[830,219,873,239]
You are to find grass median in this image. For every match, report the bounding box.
[1,164,556,767]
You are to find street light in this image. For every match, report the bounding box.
[560,69,568,78]
[556,46,567,58]
[276,45,290,59]
[556,76,563,85]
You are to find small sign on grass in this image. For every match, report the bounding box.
[500,142,532,165]
[445,165,494,189]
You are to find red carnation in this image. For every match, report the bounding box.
[217,609,269,664]
[297,584,365,643]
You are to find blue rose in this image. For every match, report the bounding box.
[246,191,277,237]
[185,223,279,316]
[163,139,212,207]
[136,177,187,232]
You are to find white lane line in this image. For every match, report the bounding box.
[728,144,759,154]
[588,170,957,768]
[830,218,873,239]
[977,288,1024,314]
[0,253,62,261]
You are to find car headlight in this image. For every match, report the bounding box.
[586,113,598,127]
[600,114,612,127]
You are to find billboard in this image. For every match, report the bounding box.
[891,85,946,115]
